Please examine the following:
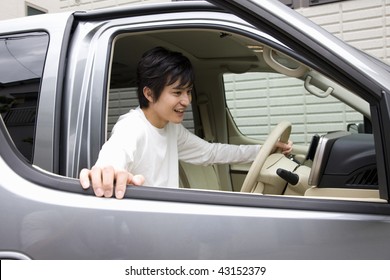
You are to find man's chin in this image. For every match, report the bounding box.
[171,118,184,124]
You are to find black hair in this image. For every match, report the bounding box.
[136,46,194,108]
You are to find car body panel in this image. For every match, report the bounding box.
[1,118,390,259]
[2,153,390,259]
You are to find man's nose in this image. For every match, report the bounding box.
[180,94,191,105]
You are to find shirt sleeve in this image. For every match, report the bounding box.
[177,124,260,165]
[94,117,137,171]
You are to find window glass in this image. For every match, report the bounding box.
[224,72,364,145]
[27,6,46,16]
[0,32,49,162]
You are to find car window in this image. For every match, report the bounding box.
[0,32,48,162]
[224,72,365,145]
[102,26,380,200]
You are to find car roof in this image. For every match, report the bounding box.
[73,1,222,21]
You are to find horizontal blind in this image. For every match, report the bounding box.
[225,73,363,144]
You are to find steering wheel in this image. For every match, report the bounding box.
[241,121,291,193]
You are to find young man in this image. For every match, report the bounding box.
[79,47,292,199]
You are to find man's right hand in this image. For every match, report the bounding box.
[79,166,145,199]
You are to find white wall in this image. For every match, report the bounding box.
[298,0,390,63]
[0,0,58,20]
[0,0,168,20]
[1,0,388,61]
[58,0,169,12]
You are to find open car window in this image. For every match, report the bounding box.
[105,24,381,203]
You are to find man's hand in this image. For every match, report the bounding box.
[275,140,293,155]
[79,166,145,199]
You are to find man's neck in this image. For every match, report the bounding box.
[141,107,168,129]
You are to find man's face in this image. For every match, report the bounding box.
[144,80,193,128]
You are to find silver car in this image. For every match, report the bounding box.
[1,0,390,259]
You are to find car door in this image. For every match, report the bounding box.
[208,0,390,199]
[1,0,390,260]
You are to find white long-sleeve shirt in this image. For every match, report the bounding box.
[95,107,260,187]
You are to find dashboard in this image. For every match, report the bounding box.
[308,132,377,190]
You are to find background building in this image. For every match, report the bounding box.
[0,0,169,20]
[1,0,388,63]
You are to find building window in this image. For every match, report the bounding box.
[280,0,348,9]
[26,5,46,16]
[173,0,348,8]
[309,0,346,6]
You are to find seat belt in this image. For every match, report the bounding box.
[179,161,190,188]
[197,94,215,142]
[196,93,221,186]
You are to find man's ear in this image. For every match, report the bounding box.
[143,87,154,103]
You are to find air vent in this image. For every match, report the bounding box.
[346,166,378,189]
[3,106,36,126]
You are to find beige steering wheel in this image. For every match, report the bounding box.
[241,121,291,193]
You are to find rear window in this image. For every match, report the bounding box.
[0,32,48,162]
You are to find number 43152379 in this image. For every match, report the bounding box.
[217,266,266,276]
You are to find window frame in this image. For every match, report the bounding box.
[0,5,383,212]
[26,5,47,17]
[74,13,390,208]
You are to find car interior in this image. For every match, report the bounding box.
[106,28,384,203]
